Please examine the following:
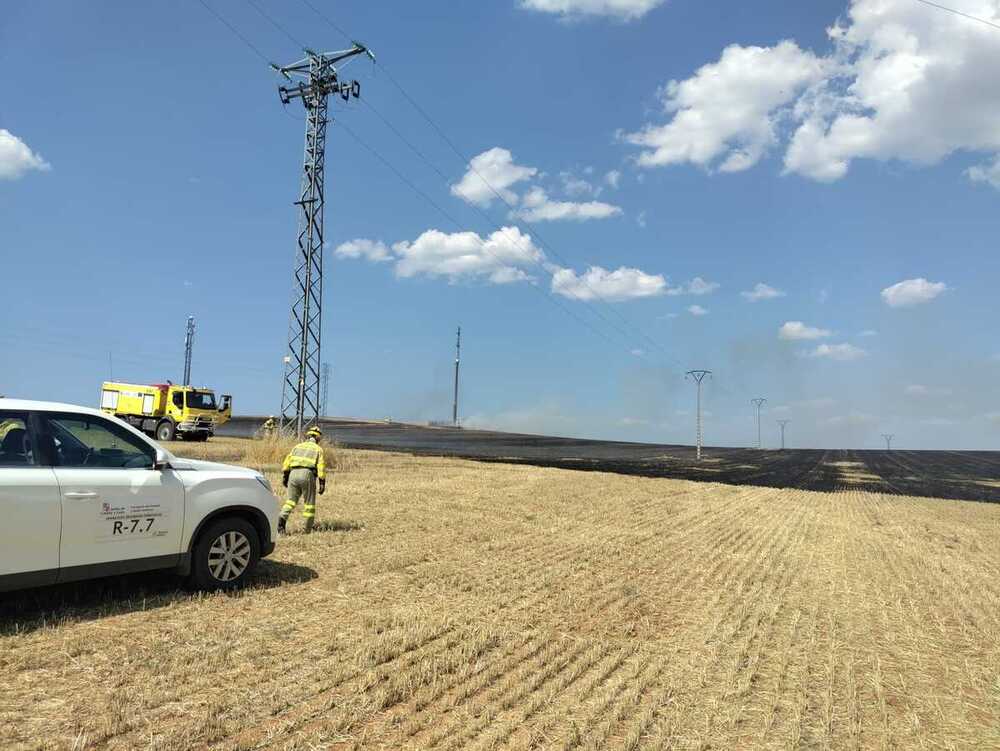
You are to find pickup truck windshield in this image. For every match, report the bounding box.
[186,391,217,410]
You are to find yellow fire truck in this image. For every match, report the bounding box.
[99,381,232,442]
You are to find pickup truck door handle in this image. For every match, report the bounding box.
[64,491,99,500]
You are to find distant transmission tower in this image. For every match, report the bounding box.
[320,362,331,419]
[751,398,767,449]
[274,42,373,436]
[182,316,196,386]
[777,419,790,451]
[882,433,895,450]
[452,326,461,426]
[685,370,712,461]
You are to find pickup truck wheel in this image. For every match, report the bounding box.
[190,517,260,591]
[156,420,176,442]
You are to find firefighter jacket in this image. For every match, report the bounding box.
[282,439,326,480]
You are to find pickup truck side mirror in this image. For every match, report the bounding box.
[153,448,171,471]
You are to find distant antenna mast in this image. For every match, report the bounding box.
[685,370,712,461]
[320,362,331,419]
[882,433,894,450]
[274,42,373,437]
[751,397,767,449]
[183,316,196,386]
[777,419,790,451]
[452,326,461,426]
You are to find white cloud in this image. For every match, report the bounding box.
[785,0,1000,182]
[621,41,827,172]
[559,172,596,196]
[859,329,878,337]
[779,321,832,341]
[685,277,720,295]
[881,277,948,308]
[966,156,1000,189]
[334,238,391,262]
[392,226,543,284]
[687,304,708,316]
[666,276,720,296]
[450,147,537,207]
[519,0,665,21]
[905,384,952,398]
[604,169,622,188]
[808,343,867,361]
[552,265,666,301]
[516,187,622,222]
[636,210,647,228]
[0,130,51,180]
[623,0,1000,184]
[741,282,785,302]
[630,349,645,357]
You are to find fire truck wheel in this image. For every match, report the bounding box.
[156,420,176,442]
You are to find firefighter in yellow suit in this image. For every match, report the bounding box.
[278,426,327,534]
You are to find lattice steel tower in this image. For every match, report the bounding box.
[274,43,373,435]
[183,316,196,386]
[320,362,331,419]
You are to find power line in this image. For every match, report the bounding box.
[336,120,640,358]
[913,0,1000,32]
[195,0,675,365]
[296,0,675,364]
[355,100,658,359]
[244,0,306,49]
[371,70,673,361]
[195,0,273,64]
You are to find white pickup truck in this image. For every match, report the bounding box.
[0,398,280,592]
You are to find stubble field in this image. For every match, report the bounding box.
[1,437,998,750]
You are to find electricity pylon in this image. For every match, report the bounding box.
[182,316,195,386]
[452,326,461,426]
[320,362,331,419]
[274,42,373,436]
[685,370,712,461]
[777,419,790,451]
[882,433,894,450]
[751,398,767,449]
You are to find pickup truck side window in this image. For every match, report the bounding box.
[43,414,154,470]
[0,412,34,466]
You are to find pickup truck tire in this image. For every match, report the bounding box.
[189,517,260,591]
[155,419,176,442]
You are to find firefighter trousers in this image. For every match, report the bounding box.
[281,468,317,531]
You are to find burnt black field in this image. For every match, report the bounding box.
[220,417,1000,503]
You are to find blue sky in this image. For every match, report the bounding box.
[2,0,999,449]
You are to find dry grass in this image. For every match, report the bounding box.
[1,437,998,750]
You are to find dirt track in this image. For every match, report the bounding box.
[222,417,1000,503]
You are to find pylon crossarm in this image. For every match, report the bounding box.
[276,44,372,79]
